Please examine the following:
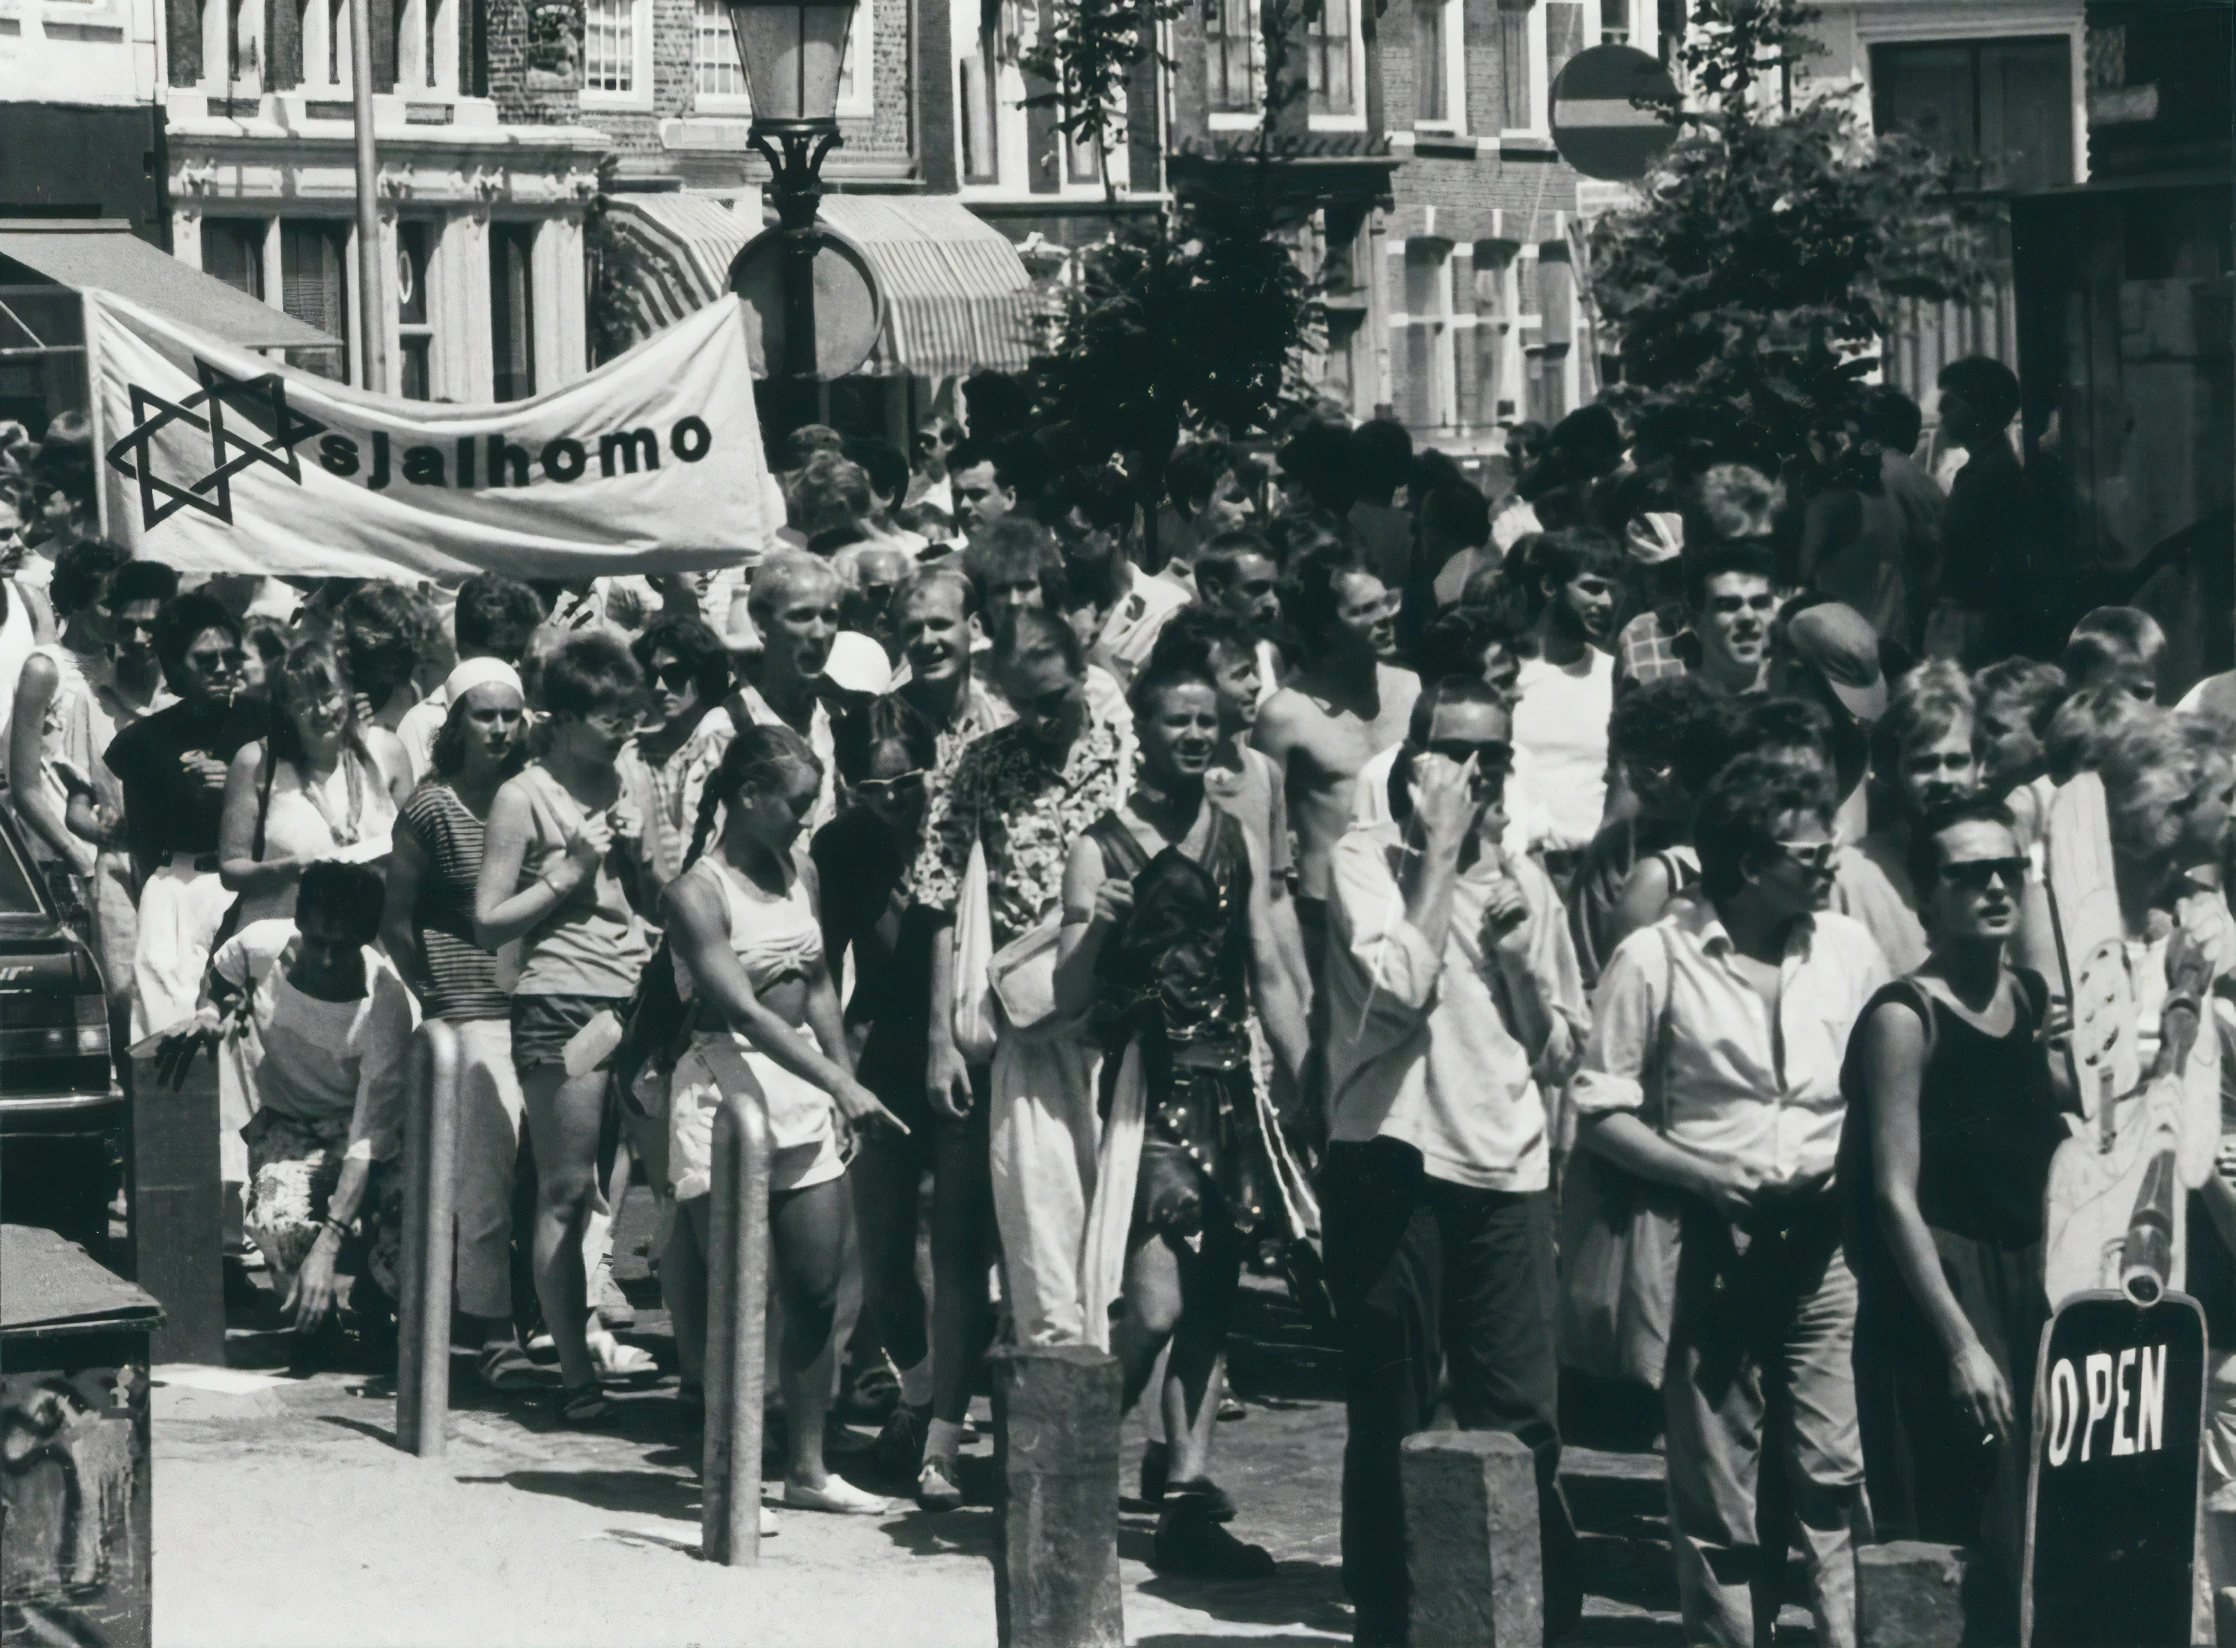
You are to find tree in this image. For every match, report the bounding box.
[1024,0,1326,558]
[1019,0,1184,204]
[1589,0,1993,484]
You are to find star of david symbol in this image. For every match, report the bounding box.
[104,360,326,532]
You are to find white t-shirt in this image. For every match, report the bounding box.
[1511,648,1615,852]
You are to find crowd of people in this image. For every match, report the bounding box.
[1,352,2233,1646]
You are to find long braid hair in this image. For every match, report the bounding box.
[682,722,823,873]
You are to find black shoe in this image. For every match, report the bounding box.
[838,1354,901,1425]
[1163,1475,1237,1523]
[873,1402,930,1477]
[1149,1507,1276,1578]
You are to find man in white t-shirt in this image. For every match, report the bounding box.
[1511,529,1621,878]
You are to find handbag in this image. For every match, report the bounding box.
[1555,926,1683,1390]
[950,838,999,1065]
[988,917,1063,1031]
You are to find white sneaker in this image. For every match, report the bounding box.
[781,1475,891,1515]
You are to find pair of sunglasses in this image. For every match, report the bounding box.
[1422,739,1512,771]
[651,662,697,694]
[855,771,927,804]
[1938,856,2029,893]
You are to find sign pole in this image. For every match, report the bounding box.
[349,0,386,393]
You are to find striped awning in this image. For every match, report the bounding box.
[605,192,1036,378]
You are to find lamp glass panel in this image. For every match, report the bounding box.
[727,0,856,121]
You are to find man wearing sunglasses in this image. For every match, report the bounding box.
[1319,675,1588,1645]
[101,592,262,1046]
[1572,755,1891,1648]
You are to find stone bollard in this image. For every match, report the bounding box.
[396,1022,461,1458]
[1857,1541,1966,1648]
[989,1344,1123,1648]
[130,1051,226,1365]
[702,1081,772,1567]
[1401,1430,1543,1648]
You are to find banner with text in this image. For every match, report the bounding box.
[92,291,782,580]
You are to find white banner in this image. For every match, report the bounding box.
[91,290,783,580]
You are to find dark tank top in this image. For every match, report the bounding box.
[1840,968,2066,1248]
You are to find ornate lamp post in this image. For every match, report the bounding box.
[724,0,862,381]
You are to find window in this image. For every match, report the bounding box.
[1066,129,1100,184]
[1496,0,1545,133]
[583,0,637,95]
[695,0,747,98]
[1205,0,1258,112]
[397,222,433,401]
[1413,0,1460,126]
[1400,239,1455,428]
[280,221,348,381]
[960,43,998,182]
[490,224,536,403]
[1871,36,2074,191]
[202,219,265,298]
[1307,0,1353,116]
[326,0,345,82]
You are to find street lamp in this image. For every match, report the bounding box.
[725,0,861,381]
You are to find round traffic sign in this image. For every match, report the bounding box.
[729,225,883,380]
[1551,44,1680,182]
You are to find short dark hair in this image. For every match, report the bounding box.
[1048,464,1134,537]
[541,630,641,719]
[49,539,131,618]
[1907,795,2019,901]
[961,370,1033,440]
[1193,527,1276,597]
[1265,508,1354,570]
[1405,672,1509,747]
[1862,386,1924,454]
[1938,356,2021,429]
[1610,675,1722,775]
[841,435,909,506]
[1682,541,1778,612]
[951,433,1052,503]
[1420,483,1490,549]
[107,559,179,612]
[990,604,1085,687]
[342,582,423,698]
[1166,440,1235,515]
[296,860,386,945]
[154,592,240,680]
[631,613,731,705]
[1348,419,1413,499]
[1694,754,1835,900]
[1283,541,1373,650]
[1128,647,1220,720]
[1276,421,1355,512]
[1974,657,2068,738]
[453,572,544,664]
[1147,604,1256,677]
[1737,694,1836,767]
[1533,527,1628,592]
[1416,604,1529,686]
[2062,605,2167,685]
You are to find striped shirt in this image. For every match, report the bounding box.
[396,782,510,1022]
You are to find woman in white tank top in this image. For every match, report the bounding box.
[663,723,906,1517]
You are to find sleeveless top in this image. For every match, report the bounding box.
[235,742,399,925]
[396,781,508,1022]
[1839,967,2065,1249]
[1085,805,1254,1069]
[672,855,825,1003]
[16,643,97,864]
[510,762,650,999]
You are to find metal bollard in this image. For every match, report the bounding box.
[703,1080,773,1566]
[396,1020,461,1458]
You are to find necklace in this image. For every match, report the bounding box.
[299,746,367,846]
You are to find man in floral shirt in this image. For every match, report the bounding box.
[916,607,1130,1347]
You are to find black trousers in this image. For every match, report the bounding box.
[1322,1137,1580,1645]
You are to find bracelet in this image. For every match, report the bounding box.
[320,1216,349,1240]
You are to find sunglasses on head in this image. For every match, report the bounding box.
[1937,856,2029,893]
[1770,838,1839,875]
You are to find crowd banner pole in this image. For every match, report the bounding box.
[703,1088,772,1566]
[396,1021,460,1458]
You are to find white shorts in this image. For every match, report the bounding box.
[667,1027,843,1202]
[130,858,235,1045]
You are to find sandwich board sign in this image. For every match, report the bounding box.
[2022,1290,2207,1646]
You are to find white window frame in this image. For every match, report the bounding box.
[1394,237,1458,429]
[1411,0,1465,132]
[692,0,753,112]
[579,0,654,110]
[1499,0,1549,140]
[199,0,263,96]
[1306,0,1364,133]
[300,0,353,94]
[834,14,872,118]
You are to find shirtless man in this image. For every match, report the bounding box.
[1251,541,1419,994]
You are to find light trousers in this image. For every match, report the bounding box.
[452,1019,527,1321]
[987,1018,1099,1347]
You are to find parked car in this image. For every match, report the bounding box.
[0,804,123,1245]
